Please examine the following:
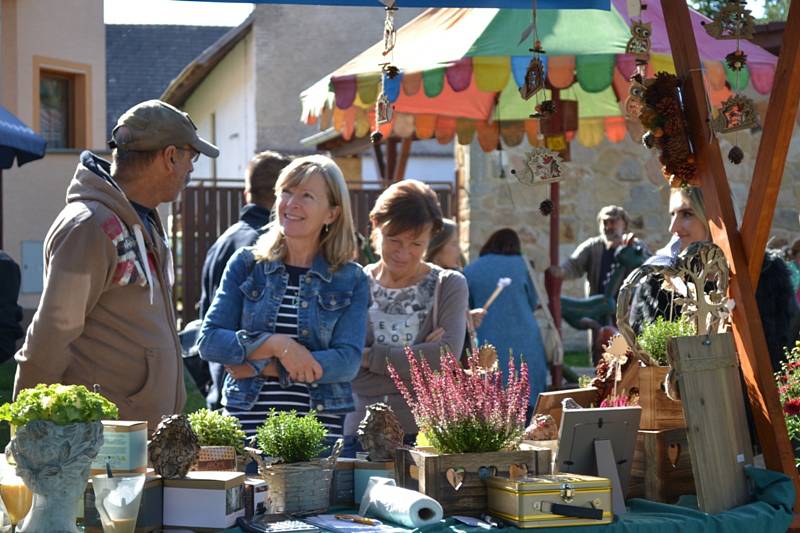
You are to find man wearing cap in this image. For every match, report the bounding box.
[547,205,648,298]
[14,100,219,430]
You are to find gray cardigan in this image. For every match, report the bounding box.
[352,264,469,398]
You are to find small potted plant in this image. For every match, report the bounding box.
[0,384,119,533]
[775,341,800,467]
[188,409,246,471]
[387,348,543,516]
[246,410,341,515]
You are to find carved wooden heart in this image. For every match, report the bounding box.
[668,442,681,468]
[446,467,465,491]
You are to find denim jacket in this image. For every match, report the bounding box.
[197,247,369,413]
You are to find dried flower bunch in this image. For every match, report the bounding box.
[388,347,529,454]
[775,342,800,466]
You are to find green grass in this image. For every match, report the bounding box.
[0,360,207,450]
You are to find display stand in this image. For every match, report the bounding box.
[595,439,626,516]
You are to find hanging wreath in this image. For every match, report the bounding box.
[637,72,697,187]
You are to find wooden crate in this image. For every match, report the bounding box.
[628,428,695,503]
[638,366,686,430]
[394,447,551,517]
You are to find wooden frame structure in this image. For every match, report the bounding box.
[661,0,800,516]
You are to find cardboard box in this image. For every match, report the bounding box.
[91,421,148,474]
[163,471,245,530]
[84,474,163,533]
[487,474,612,528]
[244,476,268,518]
[354,459,394,504]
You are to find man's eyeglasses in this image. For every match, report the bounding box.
[177,147,200,163]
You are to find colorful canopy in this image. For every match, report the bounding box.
[300,1,777,150]
[209,0,610,8]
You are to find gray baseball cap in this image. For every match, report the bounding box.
[110,100,219,158]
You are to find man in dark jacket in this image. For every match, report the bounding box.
[0,251,23,363]
[197,150,290,409]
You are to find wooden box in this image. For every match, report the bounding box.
[163,471,245,531]
[195,446,237,471]
[91,420,148,474]
[84,474,163,533]
[486,474,612,528]
[395,447,551,517]
[638,367,686,430]
[628,428,695,503]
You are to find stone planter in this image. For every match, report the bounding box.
[10,420,103,533]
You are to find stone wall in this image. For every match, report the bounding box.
[458,114,800,351]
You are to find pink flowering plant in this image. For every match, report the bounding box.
[388,347,529,454]
[776,341,800,465]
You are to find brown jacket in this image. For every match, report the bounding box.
[14,152,185,430]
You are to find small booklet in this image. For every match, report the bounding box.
[304,514,409,532]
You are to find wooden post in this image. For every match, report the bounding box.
[395,137,412,181]
[661,0,800,498]
[740,0,800,286]
[371,140,386,182]
[386,138,399,182]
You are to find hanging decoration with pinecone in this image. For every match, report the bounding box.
[623,3,651,121]
[703,0,759,165]
[371,0,398,144]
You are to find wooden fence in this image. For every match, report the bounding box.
[171,179,455,327]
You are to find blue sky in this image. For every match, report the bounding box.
[104,0,763,26]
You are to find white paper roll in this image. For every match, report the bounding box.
[358,476,443,528]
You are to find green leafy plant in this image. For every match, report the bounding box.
[255,410,327,464]
[0,384,119,426]
[637,316,696,365]
[188,408,247,454]
[775,342,800,466]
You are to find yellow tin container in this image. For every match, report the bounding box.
[486,474,613,528]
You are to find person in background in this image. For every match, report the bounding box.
[15,100,219,430]
[464,228,548,410]
[0,251,23,363]
[345,181,468,450]
[198,155,368,445]
[629,186,798,372]
[547,205,648,298]
[786,238,800,306]
[426,218,486,348]
[197,150,291,409]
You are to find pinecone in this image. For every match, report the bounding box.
[357,403,404,461]
[728,145,744,164]
[148,414,200,479]
[539,199,554,216]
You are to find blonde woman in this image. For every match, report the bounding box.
[198,155,369,443]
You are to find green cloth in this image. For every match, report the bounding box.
[223,467,793,533]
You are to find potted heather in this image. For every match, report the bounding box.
[246,410,341,515]
[388,347,542,516]
[0,384,119,533]
[775,341,800,467]
[188,409,246,471]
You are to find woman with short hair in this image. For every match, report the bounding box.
[345,180,469,444]
[464,228,548,407]
[198,155,369,444]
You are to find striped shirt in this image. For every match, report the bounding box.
[225,265,343,442]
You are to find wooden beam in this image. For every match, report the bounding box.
[386,138,399,182]
[395,137,412,181]
[740,0,800,286]
[661,0,800,497]
[371,140,386,181]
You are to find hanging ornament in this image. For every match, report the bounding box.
[702,1,755,40]
[725,49,747,71]
[371,3,399,144]
[625,20,652,62]
[381,1,398,56]
[530,99,555,120]
[728,145,744,164]
[711,94,759,134]
[539,199,554,216]
[520,44,546,100]
[510,146,563,186]
[624,75,649,120]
